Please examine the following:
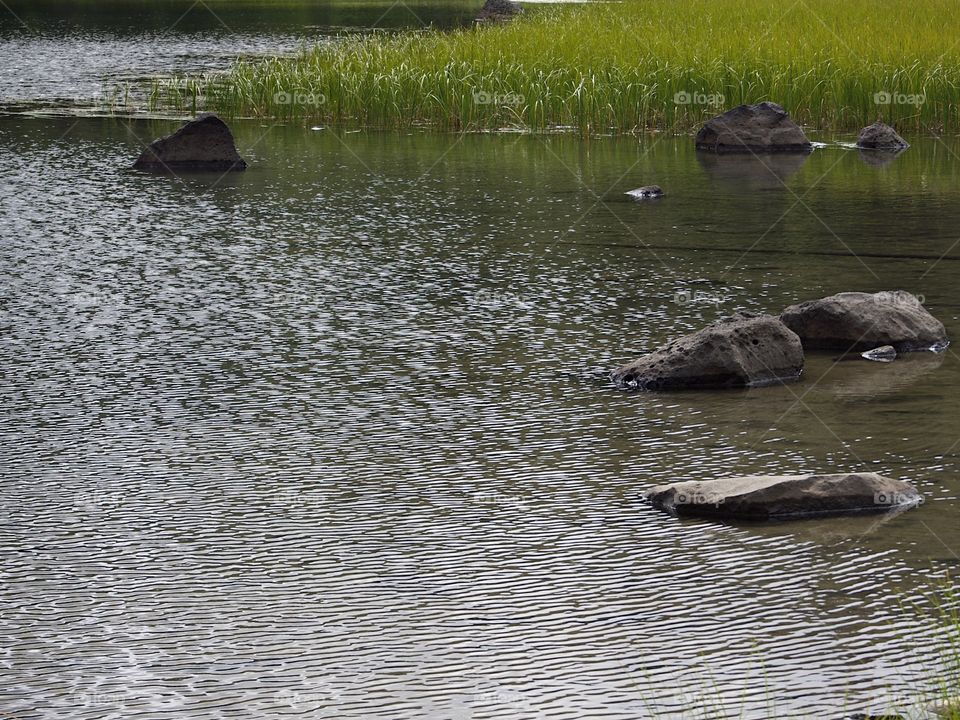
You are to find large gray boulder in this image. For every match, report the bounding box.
[645,473,922,520]
[780,291,948,353]
[134,113,247,172]
[476,0,522,21]
[695,102,812,153]
[857,121,909,150]
[612,312,803,390]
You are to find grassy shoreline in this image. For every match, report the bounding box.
[152,0,960,134]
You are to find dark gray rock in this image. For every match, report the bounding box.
[645,472,922,520]
[133,113,247,173]
[611,312,803,390]
[476,0,522,22]
[625,185,663,199]
[695,102,812,153]
[857,121,909,150]
[780,291,948,353]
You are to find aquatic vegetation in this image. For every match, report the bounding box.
[153,0,960,134]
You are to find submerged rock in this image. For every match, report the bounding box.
[611,312,803,390]
[133,113,247,173]
[645,473,922,520]
[780,291,948,353]
[476,0,522,22]
[860,345,897,362]
[695,102,812,153]
[857,121,909,150]
[625,185,663,199]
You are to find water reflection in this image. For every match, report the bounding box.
[695,148,812,189]
[859,147,910,167]
[1,107,959,720]
[822,352,946,402]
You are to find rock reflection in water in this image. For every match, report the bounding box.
[696,149,811,190]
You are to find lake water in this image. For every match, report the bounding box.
[1,3,959,720]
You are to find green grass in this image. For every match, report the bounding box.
[151,0,960,134]
[934,582,960,719]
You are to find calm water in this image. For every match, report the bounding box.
[1,4,959,720]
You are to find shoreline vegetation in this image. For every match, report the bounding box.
[150,0,960,135]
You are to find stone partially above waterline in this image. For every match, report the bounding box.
[612,312,803,390]
[856,121,909,150]
[645,473,922,520]
[625,185,663,199]
[695,102,812,153]
[780,291,948,353]
[133,113,247,173]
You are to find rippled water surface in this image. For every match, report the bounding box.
[2,4,960,720]
[0,0,477,111]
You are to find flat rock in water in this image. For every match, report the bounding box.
[781,291,948,353]
[645,473,922,520]
[611,312,803,390]
[857,121,909,150]
[695,102,812,153]
[133,113,247,173]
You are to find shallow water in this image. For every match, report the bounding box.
[2,4,960,720]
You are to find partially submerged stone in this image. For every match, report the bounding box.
[625,185,663,199]
[645,473,922,520]
[695,102,812,153]
[133,113,247,173]
[860,345,897,362]
[857,121,909,150]
[612,312,803,390]
[781,291,948,353]
[476,0,522,22]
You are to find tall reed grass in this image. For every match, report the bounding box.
[153,0,960,133]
